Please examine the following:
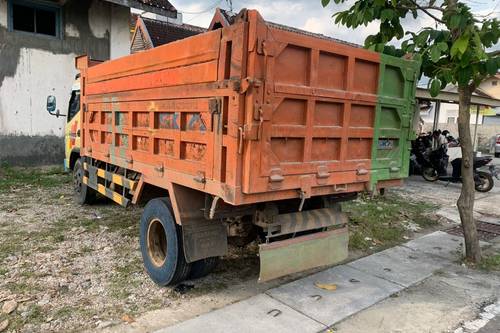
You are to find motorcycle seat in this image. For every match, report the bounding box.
[474,156,492,162]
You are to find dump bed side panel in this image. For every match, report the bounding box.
[79,30,230,192]
[241,13,381,195]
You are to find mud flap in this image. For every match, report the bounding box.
[182,218,228,263]
[258,227,348,282]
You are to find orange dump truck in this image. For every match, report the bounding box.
[72,9,419,285]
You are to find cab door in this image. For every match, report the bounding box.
[65,85,81,169]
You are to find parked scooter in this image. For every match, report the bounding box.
[421,152,496,192]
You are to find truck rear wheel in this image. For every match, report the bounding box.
[140,198,191,286]
[189,257,220,280]
[73,158,95,205]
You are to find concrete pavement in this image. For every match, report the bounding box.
[396,175,500,224]
[477,315,500,333]
[156,231,499,333]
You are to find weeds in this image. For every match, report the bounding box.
[343,192,439,251]
[0,165,70,194]
[478,254,500,271]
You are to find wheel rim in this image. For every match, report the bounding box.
[477,174,490,191]
[74,167,82,194]
[423,168,437,179]
[147,219,167,267]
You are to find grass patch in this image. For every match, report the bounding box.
[343,192,438,251]
[108,259,143,300]
[478,254,500,271]
[0,165,70,194]
[53,306,74,319]
[79,207,140,237]
[81,245,93,254]
[5,281,40,294]
[24,304,44,324]
[0,230,25,261]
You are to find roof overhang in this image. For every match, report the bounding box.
[102,0,177,17]
[416,87,500,107]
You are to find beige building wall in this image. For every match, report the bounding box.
[479,76,500,99]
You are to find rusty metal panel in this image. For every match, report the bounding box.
[259,227,349,282]
[258,208,348,239]
[240,12,379,195]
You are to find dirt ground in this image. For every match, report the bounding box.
[0,166,445,333]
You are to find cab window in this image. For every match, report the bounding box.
[67,90,80,122]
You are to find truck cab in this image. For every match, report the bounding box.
[46,76,81,171]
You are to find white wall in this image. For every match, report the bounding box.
[0,48,77,136]
[0,0,7,28]
[88,0,110,38]
[420,102,484,126]
[0,0,134,136]
[110,5,131,59]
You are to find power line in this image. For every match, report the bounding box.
[183,0,229,24]
[176,0,223,15]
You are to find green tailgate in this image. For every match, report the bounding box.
[370,54,420,190]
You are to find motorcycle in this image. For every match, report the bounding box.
[421,152,497,192]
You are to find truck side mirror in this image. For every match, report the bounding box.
[46,95,65,118]
[47,95,57,115]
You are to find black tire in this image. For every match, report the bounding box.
[475,171,494,193]
[188,257,220,280]
[140,198,191,286]
[422,167,439,182]
[73,158,96,205]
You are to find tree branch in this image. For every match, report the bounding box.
[487,50,500,57]
[405,0,445,23]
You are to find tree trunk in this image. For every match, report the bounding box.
[456,85,481,263]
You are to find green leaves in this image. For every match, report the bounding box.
[429,79,441,97]
[449,15,461,30]
[450,34,469,58]
[429,43,447,63]
[380,9,394,22]
[414,30,430,46]
[485,58,498,76]
[437,42,448,52]
[320,0,499,90]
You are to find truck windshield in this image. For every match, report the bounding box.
[67,90,80,122]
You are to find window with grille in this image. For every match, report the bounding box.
[8,0,61,38]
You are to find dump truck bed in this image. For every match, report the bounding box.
[77,10,419,206]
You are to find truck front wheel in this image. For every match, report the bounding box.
[140,198,191,286]
[73,158,95,205]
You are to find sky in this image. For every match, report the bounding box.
[168,0,499,46]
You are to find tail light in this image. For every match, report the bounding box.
[496,136,500,144]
